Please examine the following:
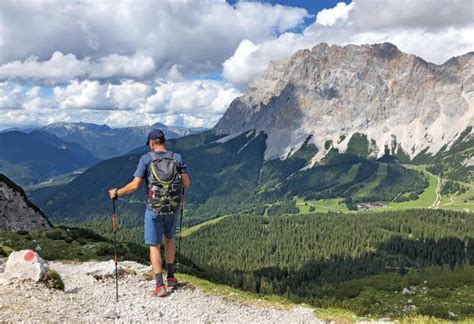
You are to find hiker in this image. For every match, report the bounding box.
[108,129,191,297]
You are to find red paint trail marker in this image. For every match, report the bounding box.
[24,251,35,262]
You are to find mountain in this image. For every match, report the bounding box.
[0,130,99,185]
[41,122,207,159]
[215,42,473,162]
[0,173,51,231]
[30,43,473,225]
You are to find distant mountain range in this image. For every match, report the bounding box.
[0,130,99,185]
[0,122,206,185]
[2,122,207,160]
[28,43,474,225]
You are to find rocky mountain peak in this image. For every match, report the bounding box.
[214,42,473,161]
[0,174,51,231]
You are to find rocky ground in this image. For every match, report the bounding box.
[0,259,320,323]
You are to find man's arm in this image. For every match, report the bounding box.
[109,177,143,199]
[181,173,191,189]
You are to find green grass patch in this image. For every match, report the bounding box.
[386,165,438,210]
[296,196,349,213]
[180,215,228,237]
[24,168,85,191]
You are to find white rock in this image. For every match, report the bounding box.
[0,250,48,284]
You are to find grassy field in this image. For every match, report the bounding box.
[295,164,473,213]
[295,196,349,213]
[180,215,228,237]
[24,168,86,191]
[385,165,439,210]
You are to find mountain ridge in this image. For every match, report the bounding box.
[40,122,207,159]
[0,130,99,185]
[214,42,473,163]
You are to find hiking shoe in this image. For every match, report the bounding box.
[151,285,168,297]
[166,277,178,288]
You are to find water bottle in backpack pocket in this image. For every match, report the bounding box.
[147,151,183,215]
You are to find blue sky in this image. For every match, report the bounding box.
[0,0,472,129]
[226,0,351,15]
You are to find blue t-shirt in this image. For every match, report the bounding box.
[133,150,187,183]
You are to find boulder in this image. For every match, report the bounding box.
[0,250,48,284]
[86,260,125,280]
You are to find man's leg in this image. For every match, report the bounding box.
[145,209,167,295]
[149,244,162,274]
[163,211,178,281]
[164,237,175,265]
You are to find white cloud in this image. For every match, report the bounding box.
[223,0,474,88]
[107,81,152,110]
[0,78,241,129]
[0,0,308,80]
[316,2,354,26]
[53,80,109,110]
[144,80,241,117]
[0,82,24,110]
[0,52,155,84]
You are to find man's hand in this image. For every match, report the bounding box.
[108,188,118,200]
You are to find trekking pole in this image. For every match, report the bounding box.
[112,198,119,302]
[177,189,185,271]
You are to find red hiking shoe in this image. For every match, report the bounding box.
[150,285,168,297]
[166,277,178,289]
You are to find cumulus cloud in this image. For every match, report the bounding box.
[223,0,474,87]
[0,78,241,129]
[144,80,241,118]
[0,52,155,84]
[316,2,354,26]
[0,0,308,79]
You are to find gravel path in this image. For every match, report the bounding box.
[0,260,320,323]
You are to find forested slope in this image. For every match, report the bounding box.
[180,209,474,319]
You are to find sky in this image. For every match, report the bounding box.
[0,0,473,130]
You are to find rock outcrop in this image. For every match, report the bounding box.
[0,250,48,284]
[0,174,51,231]
[214,43,473,161]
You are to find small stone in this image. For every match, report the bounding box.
[103,307,120,319]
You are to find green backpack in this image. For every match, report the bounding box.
[146,151,183,215]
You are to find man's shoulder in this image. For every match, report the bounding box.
[139,152,153,163]
[171,151,182,160]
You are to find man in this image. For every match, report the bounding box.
[108,129,191,297]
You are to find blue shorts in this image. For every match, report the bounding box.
[144,207,180,245]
